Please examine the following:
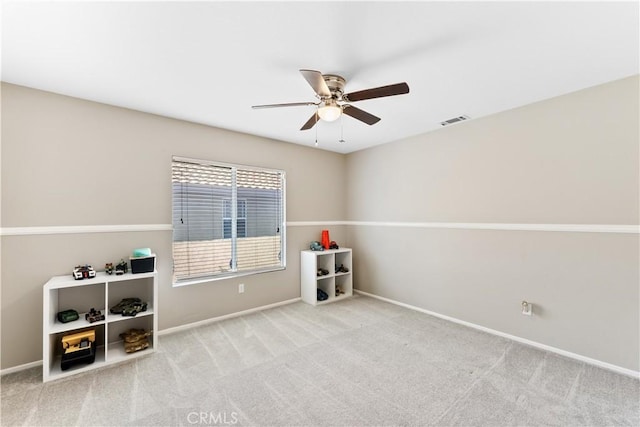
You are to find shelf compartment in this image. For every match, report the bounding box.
[335,273,353,298]
[335,251,352,273]
[316,254,334,276]
[106,315,154,362]
[107,277,154,312]
[46,325,106,380]
[316,276,334,303]
[47,282,105,331]
[49,308,107,334]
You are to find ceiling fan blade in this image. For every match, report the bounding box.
[342,105,381,125]
[300,112,319,131]
[344,82,410,102]
[300,69,331,98]
[252,102,318,109]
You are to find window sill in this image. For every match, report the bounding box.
[172,266,286,287]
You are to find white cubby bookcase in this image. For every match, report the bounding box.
[42,271,157,382]
[301,248,353,305]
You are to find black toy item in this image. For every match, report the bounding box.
[335,264,349,273]
[115,259,128,275]
[317,288,329,301]
[57,309,79,323]
[85,308,105,323]
[317,268,330,277]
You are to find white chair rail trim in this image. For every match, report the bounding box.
[287,221,639,234]
[1,222,637,236]
[0,224,173,236]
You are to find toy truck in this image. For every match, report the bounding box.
[61,329,96,371]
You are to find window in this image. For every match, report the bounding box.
[172,157,286,285]
[223,199,246,238]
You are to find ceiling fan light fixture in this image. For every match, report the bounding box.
[318,100,342,122]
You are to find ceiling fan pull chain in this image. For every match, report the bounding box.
[314,110,319,147]
[339,114,345,143]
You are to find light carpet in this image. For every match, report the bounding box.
[1,295,638,426]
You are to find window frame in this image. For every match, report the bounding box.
[172,156,286,287]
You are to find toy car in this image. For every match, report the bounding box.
[121,301,148,317]
[73,265,96,280]
[335,264,349,273]
[309,241,324,251]
[85,308,105,323]
[110,297,142,314]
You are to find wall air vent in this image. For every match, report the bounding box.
[440,115,470,126]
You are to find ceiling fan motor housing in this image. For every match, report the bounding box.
[323,74,346,99]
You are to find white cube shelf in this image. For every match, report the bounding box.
[43,271,157,382]
[301,248,353,305]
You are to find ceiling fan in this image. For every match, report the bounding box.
[252,69,410,131]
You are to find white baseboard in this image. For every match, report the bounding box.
[355,290,640,379]
[158,297,301,336]
[0,360,42,376]
[1,297,301,376]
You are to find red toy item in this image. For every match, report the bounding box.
[321,230,330,250]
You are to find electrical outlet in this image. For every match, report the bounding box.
[238,283,245,294]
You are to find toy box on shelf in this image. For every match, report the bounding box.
[130,254,156,274]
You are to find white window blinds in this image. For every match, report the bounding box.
[172,157,286,285]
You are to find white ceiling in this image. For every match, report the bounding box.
[2,1,638,154]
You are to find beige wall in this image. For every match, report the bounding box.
[2,76,638,372]
[345,76,639,371]
[1,84,346,227]
[0,83,346,369]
